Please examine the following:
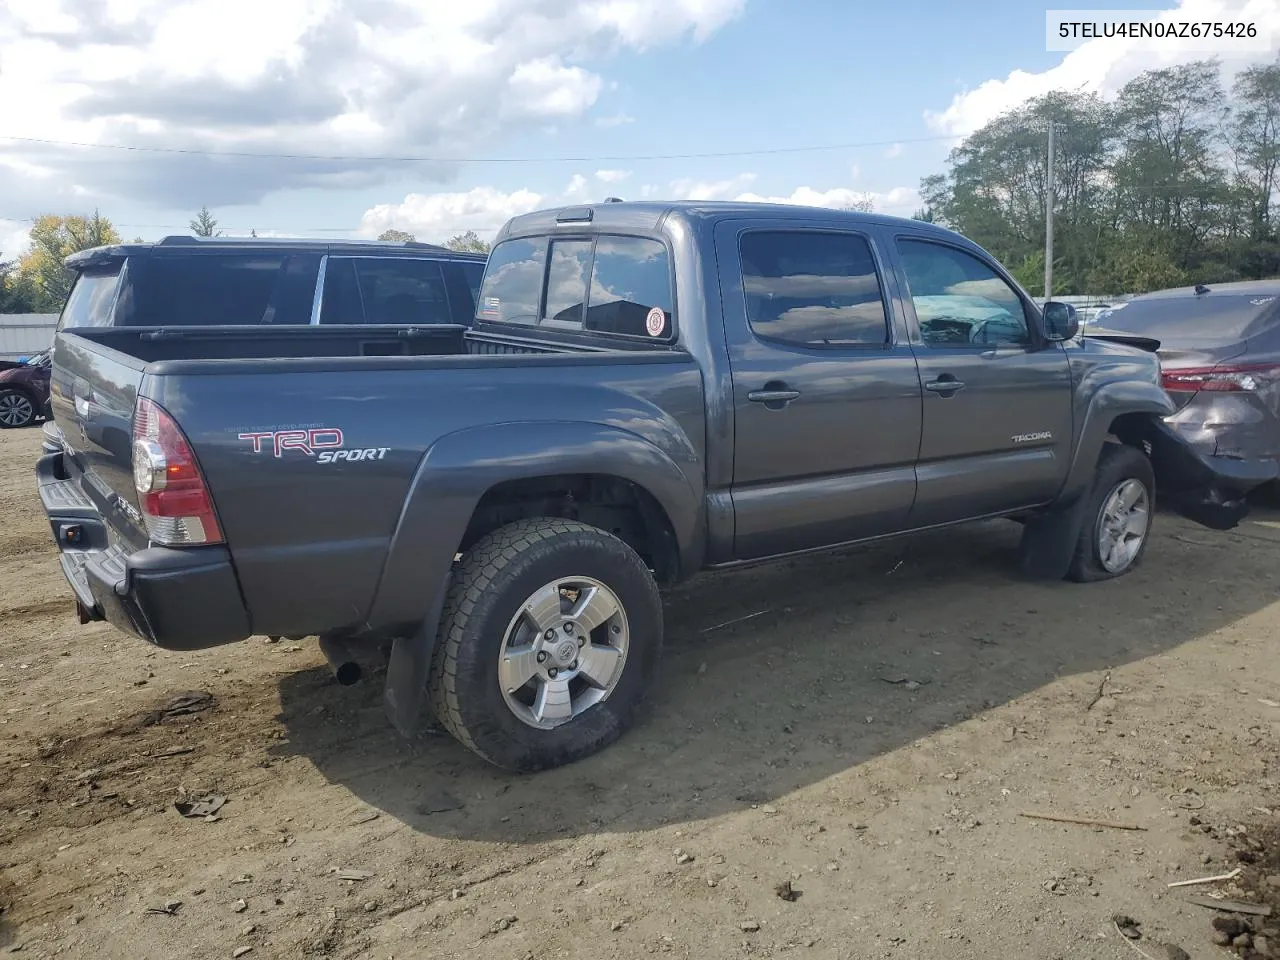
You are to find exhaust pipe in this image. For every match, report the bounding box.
[318,633,362,686]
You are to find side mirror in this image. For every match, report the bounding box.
[1042,301,1079,342]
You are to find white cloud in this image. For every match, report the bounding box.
[0,0,745,209]
[359,186,544,243]
[926,0,1280,135]
[733,185,921,217]
[884,143,903,159]
[669,173,758,200]
[595,169,632,183]
[359,175,923,244]
[0,221,32,262]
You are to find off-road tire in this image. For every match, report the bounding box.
[427,518,663,772]
[1066,442,1155,583]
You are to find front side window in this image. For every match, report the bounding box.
[897,239,1030,347]
[739,231,889,347]
[476,237,546,325]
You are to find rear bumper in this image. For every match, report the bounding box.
[36,451,251,650]
[1143,419,1279,530]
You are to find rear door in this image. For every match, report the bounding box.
[889,236,1074,525]
[714,219,923,560]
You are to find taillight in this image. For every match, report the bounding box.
[1161,363,1280,394]
[131,397,223,545]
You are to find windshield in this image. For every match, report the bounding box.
[1094,294,1279,344]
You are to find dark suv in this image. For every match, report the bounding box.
[60,236,487,329]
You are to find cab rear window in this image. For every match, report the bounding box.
[476,234,675,341]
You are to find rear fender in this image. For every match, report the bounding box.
[374,420,702,737]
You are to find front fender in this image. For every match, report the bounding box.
[372,419,703,736]
[1061,380,1174,501]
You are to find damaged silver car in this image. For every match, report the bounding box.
[1093,281,1280,484]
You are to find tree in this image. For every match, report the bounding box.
[1230,56,1280,239]
[377,228,416,242]
[190,205,220,237]
[444,230,491,253]
[0,260,40,313]
[837,195,875,214]
[17,211,121,310]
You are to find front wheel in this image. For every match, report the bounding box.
[428,518,663,772]
[1067,443,1155,582]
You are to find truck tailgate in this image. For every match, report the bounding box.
[48,334,152,553]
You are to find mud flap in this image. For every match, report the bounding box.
[1136,419,1277,531]
[1016,494,1091,580]
[382,581,449,738]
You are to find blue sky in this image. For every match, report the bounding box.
[0,0,1273,255]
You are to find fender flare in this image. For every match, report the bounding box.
[375,419,703,736]
[1059,380,1174,502]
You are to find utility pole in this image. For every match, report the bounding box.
[1044,121,1055,301]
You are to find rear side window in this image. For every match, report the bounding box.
[58,266,122,328]
[477,234,675,340]
[354,258,451,324]
[459,261,484,306]
[740,231,889,347]
[125,254,319,326]
[477,237,546,324]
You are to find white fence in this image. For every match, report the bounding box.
[0,314,58,361]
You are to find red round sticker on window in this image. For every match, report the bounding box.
[645,307,666,337]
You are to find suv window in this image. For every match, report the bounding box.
[897,239,1030,347]
[59,266,122,329]
[355,258,451,324]
[125,254,320,326]
[585,236,673,338]
[739,231,889,347]
[459,261,484,308]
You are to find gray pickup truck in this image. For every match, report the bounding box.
[36,202,1276,772]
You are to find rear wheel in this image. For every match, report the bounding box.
[428,518,663,772]
[1067,443,1155,582]
[0,389,35,429]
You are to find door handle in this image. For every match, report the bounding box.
[925,375,965,396]
[748,382,801,408]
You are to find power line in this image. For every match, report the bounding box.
[0,132,960,164]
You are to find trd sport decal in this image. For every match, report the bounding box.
[238,428,390,463]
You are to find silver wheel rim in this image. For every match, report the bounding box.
[497,576,630,730]
[1097,478,1150,573]
[0,393,33,426]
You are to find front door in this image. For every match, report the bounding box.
[890,236,1074,526]
[714,220,924,560]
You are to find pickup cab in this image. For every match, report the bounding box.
[36,202,1276,772]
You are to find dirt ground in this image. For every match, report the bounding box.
[2,425,1279,960]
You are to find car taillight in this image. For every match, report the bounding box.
[1161,363,1280,393]
[131,397,223,545]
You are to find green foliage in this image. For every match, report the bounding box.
[919,56,1280,294]
[377,228,416,242]
[12,212,121,312]
[444,230,491,254]
[190,206,220,237]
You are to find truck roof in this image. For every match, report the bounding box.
[64,235,488,270]
[496,200,967,244]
